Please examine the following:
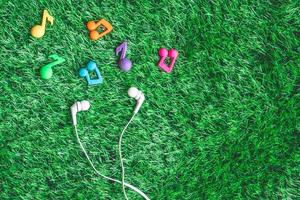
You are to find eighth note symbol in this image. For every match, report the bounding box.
[31,10,54,38]
[40,54,65,80]
[79,61,103,86]
[115,41,132,71]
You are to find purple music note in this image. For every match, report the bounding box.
[115,41,132,71]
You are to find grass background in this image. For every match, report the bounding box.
[0,0,300,199]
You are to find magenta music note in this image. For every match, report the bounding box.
[157,48,179,73]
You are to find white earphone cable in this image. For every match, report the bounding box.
[74,124,150,200]
[118,113,136,200]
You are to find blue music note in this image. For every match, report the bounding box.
[79,61,103,85]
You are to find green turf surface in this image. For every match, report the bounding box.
[1,0,300,199]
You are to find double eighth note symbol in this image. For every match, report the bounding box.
[79,61,103,86]
[157,48,179,73]
[31,10,54,38]
[86,19,113,41]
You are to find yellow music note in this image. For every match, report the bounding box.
[31,10,54,38]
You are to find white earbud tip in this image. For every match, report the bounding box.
[81,100,90,111]
[128,87,138,98]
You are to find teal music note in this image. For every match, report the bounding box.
[79,61,103,86]
[40,54,66,80]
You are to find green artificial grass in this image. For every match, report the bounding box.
[0,0,300,199]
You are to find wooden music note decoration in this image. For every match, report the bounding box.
[86,19,113,41]
[31,10,54,38]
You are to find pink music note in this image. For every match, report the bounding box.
[157,48,179,73]
[115,41,132,71]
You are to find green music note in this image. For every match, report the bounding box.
[40,54,66,80]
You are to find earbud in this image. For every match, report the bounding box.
[71,100,90,126]
[128,87,145,114]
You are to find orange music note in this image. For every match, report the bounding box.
[86,19,113,41]
[31,10,54,38]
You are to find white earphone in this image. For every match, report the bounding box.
[71,87,144,125]
[71,87,149,200]
[71,100,90,126]
[128,87,145,114]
